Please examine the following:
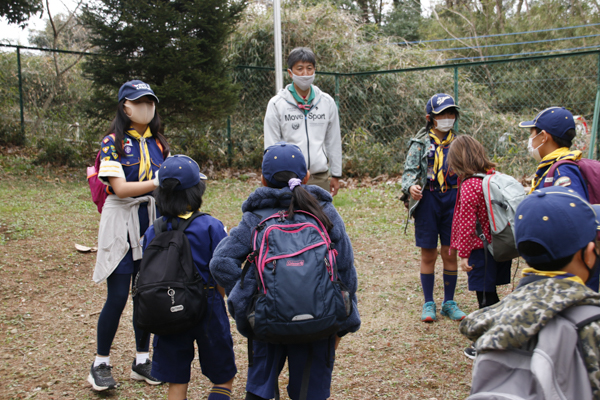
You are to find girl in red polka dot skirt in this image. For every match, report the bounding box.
[448,136,512,359]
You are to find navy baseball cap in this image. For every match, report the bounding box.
[118,80,159,103]
[514,186,600,265]
[426,93,460,115]
[262,142,307,188]
[159,155,207,191]
[518,107,575,139]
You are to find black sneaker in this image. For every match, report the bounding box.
[464,345,477,360]
[130,359,163,385]
[87,362,117,391]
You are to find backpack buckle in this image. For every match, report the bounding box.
[247,251,257,264]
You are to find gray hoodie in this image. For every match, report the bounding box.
[264,84,342,177]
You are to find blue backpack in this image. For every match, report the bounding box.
[241,209,352,344]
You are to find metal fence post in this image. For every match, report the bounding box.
[335,74,340,110]
[17,46,24,136]
[453,66,459,133]
[589,54,600,160]
[227,115,232,167]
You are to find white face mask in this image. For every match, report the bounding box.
[527,132,544,162]
[124,101,155,125]
[289,71,315,91]
[434,118,455,133]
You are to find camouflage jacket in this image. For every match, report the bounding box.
[401,127,429,218]
[460,277,600,398]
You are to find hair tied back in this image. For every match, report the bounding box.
[288,178,302,191]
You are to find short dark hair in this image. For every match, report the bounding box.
[154,178,206,218]
[518,240,576,271]
[287,47,316,70]
[535,127,577,148]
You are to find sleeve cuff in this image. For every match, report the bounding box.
[98,160,125,185]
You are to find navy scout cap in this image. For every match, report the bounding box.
[514,186,600,265]
[426,93,460,115]
[118,80,159,103]
[262,142,307,188]
[159,155,207,191]
[518,107,575,139]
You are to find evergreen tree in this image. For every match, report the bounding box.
[81,0,246,123]
[1,0,43,27]
[382,0,421,41]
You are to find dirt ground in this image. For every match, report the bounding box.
[0,153,522,400]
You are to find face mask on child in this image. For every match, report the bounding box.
[434,118,455,133]
[289,71,315,91]
[124,101,155,125]
[527,132,544,162]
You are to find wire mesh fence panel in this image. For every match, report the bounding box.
[2,46,599,176]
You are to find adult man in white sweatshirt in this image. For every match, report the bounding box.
[264,47,342,196]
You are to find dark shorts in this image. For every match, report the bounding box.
[151,291,237,384]
[246,337,336,400]
[113,203,151,275]
[466,248,512,292]
[413,188,457,249]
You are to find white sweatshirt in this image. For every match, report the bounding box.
[264,84,342,177]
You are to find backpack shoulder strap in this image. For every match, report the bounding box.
[560,304,600,328]
[544,160,579,187]
[153,216,168,235]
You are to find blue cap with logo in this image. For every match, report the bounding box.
[118,80,159,103]
[159,155,207,191]
[426,93,460,115]
[514,186,600,265]
[518,107,575,139]
[262,142,307,188]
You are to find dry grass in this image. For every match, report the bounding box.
[0,156,522,399]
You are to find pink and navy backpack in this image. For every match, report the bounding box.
[241,208,352,344]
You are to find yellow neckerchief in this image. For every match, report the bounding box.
[178,210,195,219]
[529,147,582,194]
[429,129,456,191]
[522,267,585,285]
[127,127,154,181]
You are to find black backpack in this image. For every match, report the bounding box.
[133,212,207,336]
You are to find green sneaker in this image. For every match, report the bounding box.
[441,300,466,321]
[421,301,437,322]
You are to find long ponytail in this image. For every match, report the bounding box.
[270,171,333,232]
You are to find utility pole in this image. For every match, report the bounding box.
[273,0,283,93]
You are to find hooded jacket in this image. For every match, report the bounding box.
[264,84,342,178]
[401,127,430,218]
[459,277,600,398]
[209,185,360,339]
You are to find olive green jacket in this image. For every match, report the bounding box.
[401,127,429,219]
[460,278,600,398]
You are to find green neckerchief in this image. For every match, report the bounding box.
[288,84,315,115]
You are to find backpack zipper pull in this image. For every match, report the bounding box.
[272,259,277,274]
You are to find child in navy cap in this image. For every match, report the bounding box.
[142,155,237,400]
[460,186,600,397]
[210,142,360,400]
[518,106,600,290]
[401,93,466,323]
[89,79,168,391]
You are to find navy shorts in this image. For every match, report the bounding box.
[151,291,237,384]
[246,337,336,400]
[466,248,511,292]
[413,188,457,249]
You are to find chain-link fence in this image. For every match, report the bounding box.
[2,45,599,177]
[229,50,600,178]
